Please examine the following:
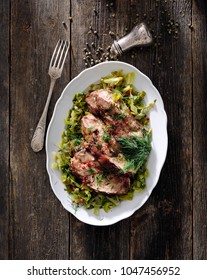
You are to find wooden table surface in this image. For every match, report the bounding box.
[1,0,207,260]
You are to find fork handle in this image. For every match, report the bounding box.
[31,78,56,152]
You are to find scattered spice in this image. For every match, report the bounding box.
[80,2,183,68]
[109,30,116,36]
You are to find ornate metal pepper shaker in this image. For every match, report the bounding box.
[110,23,153,57]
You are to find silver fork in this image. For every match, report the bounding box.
[31,40,70,152]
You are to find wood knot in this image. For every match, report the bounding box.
[22,22,32,32]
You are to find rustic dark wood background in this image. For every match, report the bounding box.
[0,0,207,260]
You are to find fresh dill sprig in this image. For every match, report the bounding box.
[117,135,151,172]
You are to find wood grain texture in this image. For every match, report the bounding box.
[192,0,207,260]
[125,0,193,259]
[9,0,70,259]
[0,0,10,260]
[1,0,207,260]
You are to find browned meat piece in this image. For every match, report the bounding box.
[97,153,136,176]
[70,149,100,177]
[81,113,105,142]
[81,113,118,155]
[81,114,135,175]
[86,89,112,115]
[68,138,85,156]
[70,149,130,195]
[89,173,130,195]
[85,89,142,136]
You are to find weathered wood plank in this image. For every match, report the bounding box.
[0,0,10,260]
[7,0,207,260]
[192,0,207,260]
[10,0,70,259]
[69,0,131,260]
[129,0,193,259]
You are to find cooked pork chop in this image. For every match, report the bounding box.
[69,89,145,195]
[68,138,85,156]
[88,173,130,195]
[70,149,130,194]
[81,114,135,175]
[81,113,118,155]
[97,153,136,175]
[70,149,100,177]
[81,113,105,142]
[85,89,142,135]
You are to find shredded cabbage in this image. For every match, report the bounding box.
[54,70,155,214]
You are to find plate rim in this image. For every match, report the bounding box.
[46,61,168,226]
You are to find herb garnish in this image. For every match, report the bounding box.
[74,138,82,146]
[114,113,124,120]
[96,174,106,186]
[102,131,111,143]
[117,135,151,172]
[87,167,96,174]
[102,127,112,143]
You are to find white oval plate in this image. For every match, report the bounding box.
[46,61,168,226]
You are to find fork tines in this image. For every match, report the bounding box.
[50,40,70,70]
